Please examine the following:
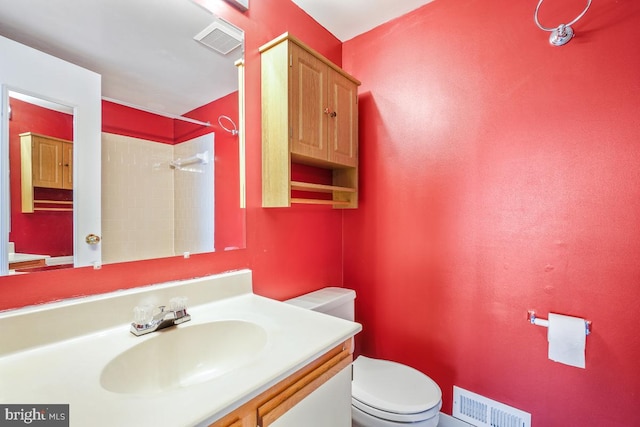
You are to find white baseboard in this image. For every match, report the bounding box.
[439,412,474,427]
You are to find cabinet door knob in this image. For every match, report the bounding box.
[323,107,337,118]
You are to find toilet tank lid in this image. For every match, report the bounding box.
[285,287,355,311]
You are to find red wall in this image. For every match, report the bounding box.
[8,98,74,257]
[0,0,344,309]
[342,0,640,425]
[102,100,175,144]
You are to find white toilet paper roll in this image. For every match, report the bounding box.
[547,313,586,369]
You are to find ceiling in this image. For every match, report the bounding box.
[0,0,433,117]
[0,0,243,116]
[291,0,436,42]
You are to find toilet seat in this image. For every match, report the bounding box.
[352,356,442,423]
[353,398,441,423]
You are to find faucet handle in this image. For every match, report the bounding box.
[133,305,154,326]
[170,297,190,325]
[170,297,188,312]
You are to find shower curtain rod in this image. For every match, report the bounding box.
[102,96,212,127]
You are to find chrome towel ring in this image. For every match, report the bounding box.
[534,0,592,46]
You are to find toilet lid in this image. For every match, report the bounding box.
[352,356,442,415]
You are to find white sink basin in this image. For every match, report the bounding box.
[100,320,268,395]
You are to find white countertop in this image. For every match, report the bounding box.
[0,270,361,427]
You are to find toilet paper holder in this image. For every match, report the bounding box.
[527,310,591,336]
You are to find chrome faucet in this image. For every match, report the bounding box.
[130,297,191,336]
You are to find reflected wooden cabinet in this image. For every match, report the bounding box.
[21,132,73,189]
[260,33,360,208]
[20,132,73,213]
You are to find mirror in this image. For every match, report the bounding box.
[0,0,246,274]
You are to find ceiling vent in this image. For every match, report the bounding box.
[194,18,243,55]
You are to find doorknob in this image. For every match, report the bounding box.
[85,234,101,245]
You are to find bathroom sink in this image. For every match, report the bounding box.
[100,320,268,395]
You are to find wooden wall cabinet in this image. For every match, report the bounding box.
[20,132,73,213]
[208,340,352,427]
[260,33,360,208]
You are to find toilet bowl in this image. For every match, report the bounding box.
[285,287,442,427]
[351,356,441,427]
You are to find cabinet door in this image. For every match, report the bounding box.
[32,135,63,189]
[62,141,73,189]
[290,43,327,161]
[258,350,352,427]
[268,366,352,427]
[327,71,358,167]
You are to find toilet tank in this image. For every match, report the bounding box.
[285,287,355,321]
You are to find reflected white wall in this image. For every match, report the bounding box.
[173,133,214,255]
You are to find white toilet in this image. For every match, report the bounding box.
[286,287,442,427]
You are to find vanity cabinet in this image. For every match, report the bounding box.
[266,365,352,427]
[20,132,73,213]
[209,340,352,427]
[260,33,360,208]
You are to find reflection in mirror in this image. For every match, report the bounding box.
[7,92,75,272]
[101,125,216,264]
[100,80,244,264]
[0,1,246,275]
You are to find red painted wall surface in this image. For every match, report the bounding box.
[102,100,174,144]
[8,98,73,257]
[342,0,640,425]
[0,0,344,309]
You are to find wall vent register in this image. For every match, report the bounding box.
[453,386,531,427]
